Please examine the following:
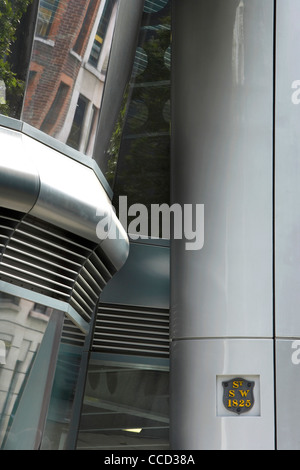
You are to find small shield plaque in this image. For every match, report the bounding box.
[222,377,255,414]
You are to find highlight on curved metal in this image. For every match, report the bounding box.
[0,124,129,332]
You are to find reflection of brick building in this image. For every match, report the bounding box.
[22,0,117,155]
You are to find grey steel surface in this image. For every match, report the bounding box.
[276,339,300,449]
[275,0,300,450]
[275,0,300,337]
[171,0,273,339]
[170,338,274,450]
[170,0,274,449]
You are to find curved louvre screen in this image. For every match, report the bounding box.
[61,316,86,347]
[0,207,115,324]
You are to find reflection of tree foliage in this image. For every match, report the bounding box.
[0,0,32,117]
[110,10,171,229]
[106,86,129,186]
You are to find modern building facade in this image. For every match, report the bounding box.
[0,0,300,450]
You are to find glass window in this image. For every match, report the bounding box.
[36,0,59,38]
[32,303,50,315]
[85,104,99,154]
[0,297,56,448]
[0,295,86,449]
[66,94,88,150]
[39,317,86,450]
[88,0,117,68]
[100,0,171,238]
[0,0,36,119]
[40,81,70,134]
[20,0,119,157]
[143,0,169,14]
[76,357,169,450]
[0,293,19,306]
[73,0,99,56]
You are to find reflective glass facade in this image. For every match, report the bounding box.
[1,0,171,224]
[0,0,171,451]
[4,0,300,452]
[0,0,37,119]
[77,359,169,450]
[103,0,171,217]
[0,294,52,448]
[97,0,172,240]
[40,333,85,450]
[0,294,85,449]
[22,0,119,156]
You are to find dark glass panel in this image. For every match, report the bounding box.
[39,322,85,450]
[76,359,169,450]
[66,94,88,150]
[102,0,171,238]
[0,296,55,448]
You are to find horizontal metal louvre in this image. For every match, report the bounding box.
[0,208,116,324]
[93,303,170,358]
[61,317,86,347]
[0,213,92,301]
[0,211,22,250]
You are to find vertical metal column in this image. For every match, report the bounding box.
[170,0,275,449]
[275,0,300,450]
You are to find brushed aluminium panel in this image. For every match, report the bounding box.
[0,127,39,213]
[24,133,113,242]
[171,0,274,338]
[170,338,274,450]
[276,339,300,450]
[275,0,300,337]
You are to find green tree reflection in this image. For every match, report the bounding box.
[108,10,171,236]
[0,0,32,117]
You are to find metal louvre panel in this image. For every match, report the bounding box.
[69,248,114,321]
[0,208,116,323]
[61,317,86,347]
[0,209,23,251]
[93,303,170,358]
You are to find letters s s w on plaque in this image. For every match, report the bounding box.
[222,377,255,415]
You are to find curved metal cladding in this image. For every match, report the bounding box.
[171,0,274,449]
[0,125,129,331]
[0,128,40,213]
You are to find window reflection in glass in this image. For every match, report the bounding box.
[66,94,88,150]
[36,0,59,38]
[0,293,86,449]
[88,0,117,68]
[0,295,52,447]
[103,0,171,237]
[21,0,119,156]
[76,359,169,450]
[40,317,86,450]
